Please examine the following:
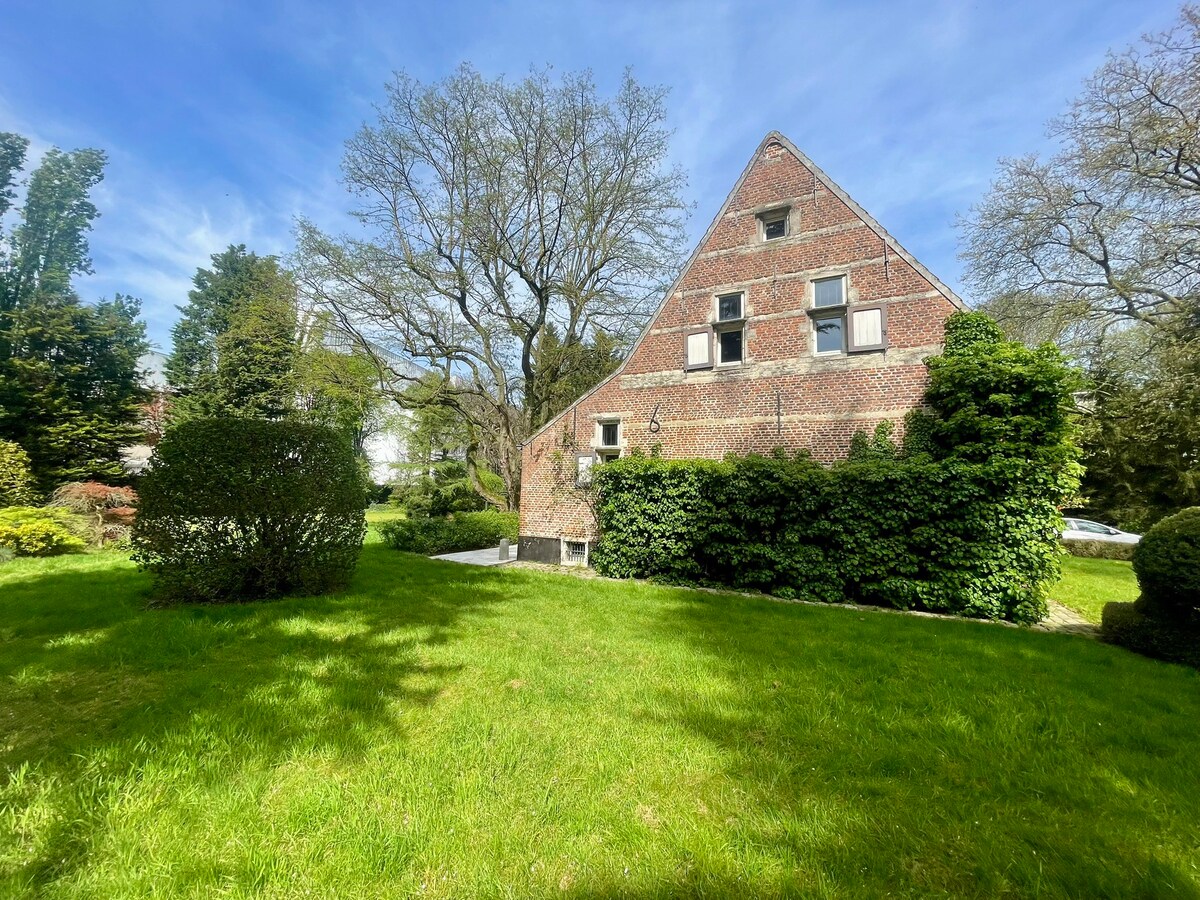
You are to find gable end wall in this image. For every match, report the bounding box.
[518,135,958,551]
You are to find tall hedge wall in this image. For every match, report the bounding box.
[591,312,1082,625]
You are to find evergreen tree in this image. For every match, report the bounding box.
[0,135,147,490]
[167,245,298,420]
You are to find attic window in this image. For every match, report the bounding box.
[760,208,789,241]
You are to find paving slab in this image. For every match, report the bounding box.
[430,546,513,567]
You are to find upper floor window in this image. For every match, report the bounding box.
[759,208,789,241]
[717,292,744,322]
[599,420,619,449]
[717,327,744,365]
[808,274,888,355]
[813,275,846,308]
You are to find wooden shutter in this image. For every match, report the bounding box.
[685,330,712,369]
[848,304,888,352]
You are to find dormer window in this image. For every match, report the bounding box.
[759,208,790,241]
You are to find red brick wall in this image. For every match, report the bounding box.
[519,135,958,544]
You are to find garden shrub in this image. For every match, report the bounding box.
[1061,539,1135,561]
[1130,507,1200,623]
[0,507,88,557]
[131,418,367,603]
[1101,601,1200,669]
[591,311,1081,624]
[378,510,518,555]
[50,481,138,546]
[0,441,37,506]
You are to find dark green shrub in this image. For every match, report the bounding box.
[1062,539,1135,561]
[0,506,88,557]
[379,510,518,555]
[592,453,1060,623]
[1101,601,1200,669]
[1131,507,1200,622]
[591,312,1081,625]
[131,418,367,603]
[0,440,37,506]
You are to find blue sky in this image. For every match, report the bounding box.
[0,0,1181,348]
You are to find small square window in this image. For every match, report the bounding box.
[813,276,846,308]
[597,450,620,464]
[717,328,743,365]
[599,421,619,448]
[717,293,743,322]
[814,315,845,354]
[763,214,788,240]
[563,540,588,566]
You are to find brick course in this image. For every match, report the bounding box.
[518,133,960,552]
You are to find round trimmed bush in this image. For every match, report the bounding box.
[1132,507,1200,622]
[131,418,367,603]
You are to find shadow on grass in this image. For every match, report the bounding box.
[650,588,1200,897]
[0,545,511,888]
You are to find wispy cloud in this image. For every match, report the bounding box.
[0,0,1185,342]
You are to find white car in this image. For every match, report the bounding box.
[1061,518,1141,544]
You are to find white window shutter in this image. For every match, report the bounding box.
[685,331,712,368]
[575,454,594,487]
[848,305,887,352]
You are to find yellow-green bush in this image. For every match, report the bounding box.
[0,507,87,556]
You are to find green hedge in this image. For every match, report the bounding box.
[592,452,1061,623]
[378,510,518,555]
[589,311,1080,625]
[1062,539,1135,561]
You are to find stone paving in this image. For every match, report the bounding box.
[429,546,514,567]
[1035,601,1099,637]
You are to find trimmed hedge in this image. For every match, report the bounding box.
[378,510,518,555]
[1062,539,1135,561]
[131,418,367,603]
[1131,507,1200,622]
[590,312,1080,625]
[1101,601,1200,669]
[592,453,1061,623]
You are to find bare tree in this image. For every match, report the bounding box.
[962,6,1200,336]
[293,66,688,509]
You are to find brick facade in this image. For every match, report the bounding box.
[518,132,961,561]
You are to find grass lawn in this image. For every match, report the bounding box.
[1051,556,1140,624]
[2,549,1199,898]
[364,508,406,544]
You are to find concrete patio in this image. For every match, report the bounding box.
[430,546,513,567]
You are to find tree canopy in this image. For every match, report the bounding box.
[0,134,147,491]
[294,65,690,508]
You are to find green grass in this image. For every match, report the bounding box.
[1,549,1198,898]
[364,508,406,545]
[1051,555,1140,623]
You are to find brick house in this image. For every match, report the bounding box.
[517,132,963,565]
